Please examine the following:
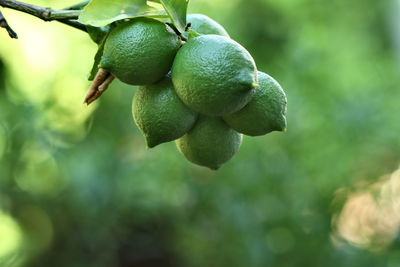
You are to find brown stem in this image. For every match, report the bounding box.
[84,68,114,105]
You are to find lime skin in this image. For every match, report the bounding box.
[223,71,287,136]
[101,18,180,86]
[187,14,230,37]
[172,34,258,116]
[176,116,242,170]
[132,76,198,148]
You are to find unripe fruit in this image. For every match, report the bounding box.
[176,116,242,170]
[187,14,229,37]
[172,35,258,116]
[100,18,180,85]
[223,71,287,136]
[132,76,198,148]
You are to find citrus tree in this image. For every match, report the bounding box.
[0,0,287,169]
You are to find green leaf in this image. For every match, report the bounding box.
[147,1,162,8]
[79,0,168,27]
[88,36,108,81]
[160,0,189,33]
[187,29,201,40]
[86,25,111,44]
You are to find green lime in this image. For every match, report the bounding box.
[100,18,180,85]
[176,116,242,170]
[187,14,229,37]
[223,71,287,136]
[132,76,198,148]
[171,35,258,116]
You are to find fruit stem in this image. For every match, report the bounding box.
[184,22,191,31]
[165,22,187,42]
[84,68,115,105]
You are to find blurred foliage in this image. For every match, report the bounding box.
[1,0,400,266]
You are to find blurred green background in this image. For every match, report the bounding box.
[1,0,400,266]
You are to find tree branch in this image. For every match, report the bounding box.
[0,0,81,20]
[0,0,87,35]
[0,9,17,38]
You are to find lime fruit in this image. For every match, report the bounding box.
[223,71,287,136]
[176,116,242,170]
[172,35,258,116]
[132,76,198,148]
[100,18,180,85]
[187,14,229,37]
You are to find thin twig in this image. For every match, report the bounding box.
[58,19,87,32]
[184,22,191,31]
[0,9,17,38]
[165,22,187,41]
[0,0,81,20]
[0,0,87,33]
[63,0,90,10]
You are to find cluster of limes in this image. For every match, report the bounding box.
[99,14,287,170]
